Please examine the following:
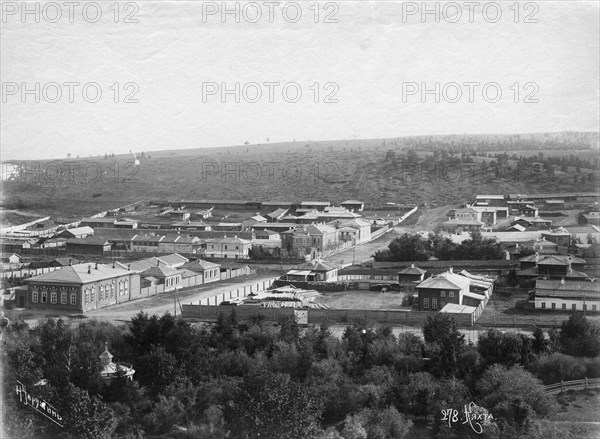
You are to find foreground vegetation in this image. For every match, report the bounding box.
[2,311,599,439]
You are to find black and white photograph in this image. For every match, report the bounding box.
[1,1,599,438]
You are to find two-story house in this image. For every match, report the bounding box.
[205,236,252,259]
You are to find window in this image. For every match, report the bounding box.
[61,292,67,304]
[541,302,546,309]
[51,292,57,304]
[91,289,95,302]
[236,245,239,250]
[440,291,446,298]
[449,291,454,298]
[110,283,115,298]
[124,279,129,294]
[572,304,576,310]
[41,291,47,303]
[583,304,588,311]
[119,281,124,296]
[593,305,597,312]
[423,298,429,309]
[225,245,228,250]
[551,303,556,310]
[85,289,89,304]
[32,290,38,303]
[432,298,438,309]
[562,303,567,310]
[70,293,76,305]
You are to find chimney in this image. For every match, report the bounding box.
[560,277,565,285]
[534,252,539,264]
[127,264,131,271]
[95,263,98,270]
[68,258,72,266]
[88,265,91,274]
[411,263,415,268]
[449,267,453,273]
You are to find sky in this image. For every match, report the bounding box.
[1,0,599,160]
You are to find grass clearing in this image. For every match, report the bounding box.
[315,290,410,310]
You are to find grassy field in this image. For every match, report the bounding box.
[534,390,600,439]
[315,291,410,310]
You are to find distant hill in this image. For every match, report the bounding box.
[1,132,598,221]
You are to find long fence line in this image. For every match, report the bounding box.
[181,304,476,326]
[544,378,600,395]
[184,278,278,306]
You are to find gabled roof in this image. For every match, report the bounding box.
[182,259,221,271]
[154,253,189,266]
[60,226,94,236]
[81,217,116,223]
[205,237,251,244]
[506,224,527,232]
[476,195,505,200]
[266,208,288,219]
[519,254,586,265]
[417,271,470,292]
[398,265,427,275]
[24,263,131,284]
[141,265,180,278]
[341,200,364,204]
[295,260,339,272]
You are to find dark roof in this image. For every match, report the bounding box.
[398,266,427,275]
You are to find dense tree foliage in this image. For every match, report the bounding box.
[374,231,504,262]
[1,312,597,438]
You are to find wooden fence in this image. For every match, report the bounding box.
[544,378,600,395]
[182,304,475,327]
[184,278,277,306]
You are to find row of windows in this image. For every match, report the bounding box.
[209,244,241,250]
[540,302,597,311]
[440,290,455,298]
[84,280,129,305]
[422,298,438,309]
[165,276,181,287]
[32,291,76,305]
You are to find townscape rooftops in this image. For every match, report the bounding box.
[154,253,189,266]
[535,279,599,298]
[24,263,131,284]
[519,254,586,265]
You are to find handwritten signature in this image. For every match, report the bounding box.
[15,381,64,427]
[441,402,494,434]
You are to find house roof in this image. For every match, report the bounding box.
[266,208,288,219]
[476,195,505,200]
[519,254,586,264]
[439,303,477,314]
[66,237,111,246]
[131,235,165,243]
[417,271,470,292]
[506,224,527,232]
[442,218,485,226]
[154,253,189,266]
[52,257,80,266]
[535,279,599,298]
[256,229,280,236]
[205,237,251,244]
[455,207,478,214]
[341,200,364,205]
[141,265,180,279]
[295,260,339,272]
[60,226,94,236]
[300,201,330,206]
[183,259,221,271]
[517,267,589,278]
[24,263,131,284]
[398,265,427,275]
[81,217,116,223]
